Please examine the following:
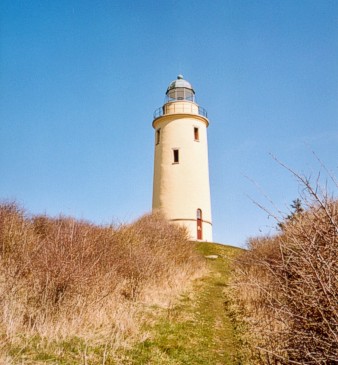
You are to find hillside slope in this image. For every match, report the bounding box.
[1,204,245,364]
[0,206,206,365]
[124,242,245,364]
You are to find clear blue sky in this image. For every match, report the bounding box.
[1,0,337,247]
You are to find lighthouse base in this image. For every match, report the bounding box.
[169,219,213,242]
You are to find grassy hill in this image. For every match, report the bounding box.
[0,204,245,364]
[123,242,246,364]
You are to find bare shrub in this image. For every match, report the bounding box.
[0,205,204,357]
[230,174,338,364]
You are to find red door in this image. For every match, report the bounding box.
[197,209,202,240]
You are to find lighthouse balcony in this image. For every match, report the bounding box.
[153,102,208,120]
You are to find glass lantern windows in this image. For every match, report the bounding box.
[166,88,195,102]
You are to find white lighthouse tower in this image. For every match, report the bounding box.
[152,75,213,241]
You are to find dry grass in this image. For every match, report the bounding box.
[230,171,338,364]
[0,204,205,362]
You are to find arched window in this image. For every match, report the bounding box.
[196,209,202,240]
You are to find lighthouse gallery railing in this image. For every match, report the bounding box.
[153,103,208,120]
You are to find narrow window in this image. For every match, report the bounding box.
[173,149,179,163]
[156,129,161,145]
[194,127,199,141]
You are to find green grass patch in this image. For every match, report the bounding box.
[124,242,246,365]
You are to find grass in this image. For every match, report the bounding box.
[4,242,247,364]
[0,204,206,364]
[1,202,249,364]
[124,242,246,365]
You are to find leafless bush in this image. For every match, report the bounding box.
[0,205,204,355]
[230,171,338,364]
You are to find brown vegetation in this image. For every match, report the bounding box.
[0,204,205,360]
[230,174,338,364]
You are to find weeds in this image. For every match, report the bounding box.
[0,205,205,362]
[230,167,338,364]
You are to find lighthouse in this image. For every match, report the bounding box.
[152,75,213,241]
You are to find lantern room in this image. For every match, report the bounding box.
[166,74,195,102]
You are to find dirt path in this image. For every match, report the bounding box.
[125,242,244,364]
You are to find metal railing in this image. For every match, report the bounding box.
[153,103,208,119]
